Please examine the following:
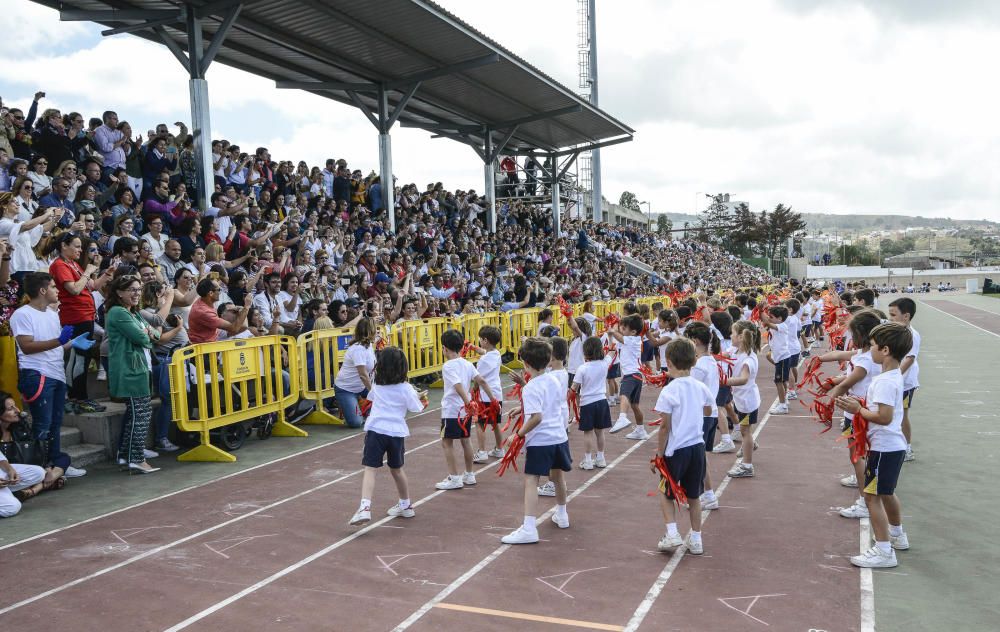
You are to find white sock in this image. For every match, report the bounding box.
[703,489,716,500]
[399,498,410,509]
[666,522,679,537]
[556,504,568,518]
[360,498,371,510]
[690,530,702,543]
[875,541,892,554]
[523,515,537,530]
[722,434,731,442]
[584,452,593,462]
[596,451,605,460]
[907,443,912,450]
[889,524,903,537]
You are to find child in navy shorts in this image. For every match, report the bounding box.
[502,338,573,545]
[652,338,715,555]
[608,314,647,440]
[572,337,613,470]
[350,347,427,526]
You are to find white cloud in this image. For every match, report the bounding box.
[1,0,998,221]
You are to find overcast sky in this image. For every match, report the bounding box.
[2,0,997,220]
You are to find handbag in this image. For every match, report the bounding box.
[4,421,49,467]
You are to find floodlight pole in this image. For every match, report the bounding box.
[587,0,602,222]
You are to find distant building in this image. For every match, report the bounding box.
[884,250,964,270]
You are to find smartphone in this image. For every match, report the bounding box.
[340,278,351,286]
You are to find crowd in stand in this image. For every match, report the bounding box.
[0,93,773,511]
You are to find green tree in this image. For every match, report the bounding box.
[618,191,641,212]
[760,203,807,259]
[879,236,916,258]
[656,214,673,235]
[697,193,733,248]
[730,202,764,257]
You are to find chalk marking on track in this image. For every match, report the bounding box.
[203,534,277,560]
[0,435,443,617]
[433,603,624,631]
[110,525,181,545]
[390,436,652,631]
[819,564,848,573]
[0,404,446,551]
[536,566,609,599]
[859,517,875,632]
[162,452,511,631]
[376,552,450,576]
[717,593,787,626]
[919,300,1000,340]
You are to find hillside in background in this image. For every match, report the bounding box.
[658,212,999,233]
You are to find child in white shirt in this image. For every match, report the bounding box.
[471,325,505,463]
[725,321,762,479]
[572,337,614,470]
[607,314,648,440]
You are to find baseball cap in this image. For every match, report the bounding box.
[374,272,390,283]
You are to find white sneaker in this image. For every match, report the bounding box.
[688,538,704,555]
[610,417,631,433]
[904,446,915,462]
[97,367,107,381]
[700,493,719,510]
[64,465,87,478]
[349,507,371,525]
[839,499,869,519]
[462,472,477,486]
[727,463,754,478]
[501,526,539,545]
[713,438,736,453]
[769,403,789,415]
[143,448,159,459]
[657,533,684,552]
[890,532,910,550]
[155,438,180,452]
[472,450,489,464]
[551,513,570,529]
[594,454,607,468]
[387,504,415,518]
[488,448,504,458]
[850,545,897,568]
[787,390,798,400]
[625,426,649,440]
[840,473,858,488]
[580,458,594,470]
[537,481,556,497]
[732,430,742,443]
[435,475,463,490]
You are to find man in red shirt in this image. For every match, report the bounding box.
[188,278,251,344]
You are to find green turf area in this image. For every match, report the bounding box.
[873,296,1000,631]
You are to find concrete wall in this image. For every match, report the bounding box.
[805,264,999,289]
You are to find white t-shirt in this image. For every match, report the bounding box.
[521,372,569,447]
[866,368,906,452]
[769,319,794,362]
[786,313,802,354]
[601,333,619,366]
[812,298,825,323]
[548,367,570,426]
[657,329,676,365]
[903,327,920,390]
[567,336,585,373]
[731,351,761,413]
[334,343,375,393]
[10,305,65,382]
[653,376,713,456]
[475,349,502,403]
[844,349,881,421]
[691,354,720,417]
[618,335,642,375]
[364,382,425,437]
[574,359,611,406]
[204,206,233,242]
[276,290,300,322]
[441,357,479,418]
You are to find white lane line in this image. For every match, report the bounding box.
[919,300,1000,340]
[622,397,778,632]
[164,451,512,631]
[0,405,443,551]
[391,436,653,632]
[0,435,444,617]
[859,517,875,632]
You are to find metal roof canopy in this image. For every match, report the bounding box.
[42,0,634,232]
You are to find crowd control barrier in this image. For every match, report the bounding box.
[391,317,452,378]
[296,326,355,425]
[502,307,541,369]
[169,335,303,462]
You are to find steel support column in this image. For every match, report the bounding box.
[588,0,602,222]
[185,9,215,212]
[550,156,561,236]
[483,128,495,232]
[376,85,395,233]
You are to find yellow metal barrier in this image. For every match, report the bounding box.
[393,317,452,379]
[449,312,504,361]
[296,326,355,426]
[170,335,304,462]
[502,307,541,369]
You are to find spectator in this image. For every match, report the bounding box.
[39,177,76,227]
[138,281,184,452]
[93,111,125,172]
[157,239,186,282]
[0,194,58,286]
[26,155,52,199]
[142,136,178,194]
[141,216,169,258]
[0,392,48,518]
[333,318,376,429]
[188,277,250,344]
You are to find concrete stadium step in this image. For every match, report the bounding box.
[65,442,108,469]
[62,400,163,462]
[60,425,82,449]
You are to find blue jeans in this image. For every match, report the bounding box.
[17,369,71,469]
[334,386,367,428]
[152,355,173,442]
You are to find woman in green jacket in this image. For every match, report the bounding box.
[106,274,160,474]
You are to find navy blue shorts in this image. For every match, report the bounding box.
[579,400,612,432]
[362,431,405,469]
[736,407,759,426]
[619,373,643,404]
[640,339,655,363]
[524,440,573,476]
[702,416,717,452]
[606,364,621,379]
[476,402,502,428]
[773,357,792,383]
[441,417,470,440]
[788,353,800,369]
[716,384,733,406]
[803,323,813,336]
[662,443,706,500]
[902,388,916,410]
[864,450,905,495]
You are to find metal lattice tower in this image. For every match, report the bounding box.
[577,0,601,221]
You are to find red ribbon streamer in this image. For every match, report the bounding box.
[797,356,824,389]
[714,353,735,384]
[567,389,580,424]
[557,296,574,320]
[638,364,668,387]
[652,455,688,505]
[841,398,870,464]
[603,313,620,329]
